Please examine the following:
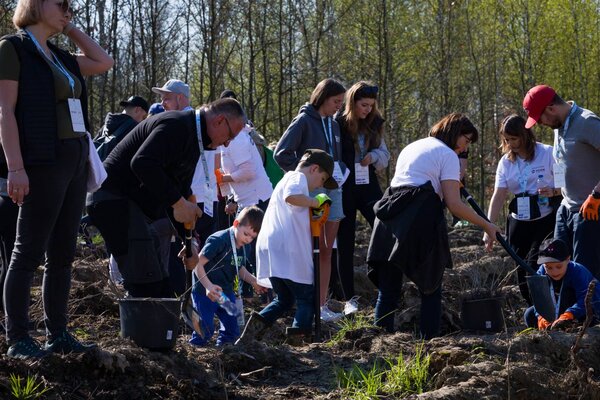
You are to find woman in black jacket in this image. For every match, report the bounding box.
[0,0,113,359]
[335,81,389,310]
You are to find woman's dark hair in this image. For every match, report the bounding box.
[429,113,478,150]
[310,78,346,110]
[499,114,536,162]
[340,81,384,151]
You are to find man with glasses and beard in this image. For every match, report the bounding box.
[87,98,246,298]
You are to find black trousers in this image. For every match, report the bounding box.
[335,178,382,300]
[4,136,88,343]
[506,211,556,306]
[0,196,19,312]
[87,198,173,298]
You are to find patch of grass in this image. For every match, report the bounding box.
[517,327,537,336]
[336,362,384,399]
[336,342,430,398]
[73,327,90,340]
[8,374,50,400]
[328,313,374,347]
[91,233,104,246]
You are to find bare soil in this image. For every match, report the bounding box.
[2,224,600,399]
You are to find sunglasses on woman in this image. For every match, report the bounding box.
[356,85,379,98]
[55,0,74,15]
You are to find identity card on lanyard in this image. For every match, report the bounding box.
[195,110,215,217]
[321,117,344,185]
[516,159,531,219]
[229,228,245,327]
[552,104,578,188]
[26,29,86,133]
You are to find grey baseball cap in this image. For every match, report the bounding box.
[151,79,190,98]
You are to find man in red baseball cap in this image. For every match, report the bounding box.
[522,85,557,129]
[522,84,600,279]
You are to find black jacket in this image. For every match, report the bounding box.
[94,113,137,161]
[367,181,452,294]
[335,113,384,188]
[0,31,89,168]
[100,110,206,221]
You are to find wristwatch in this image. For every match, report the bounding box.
[592,191,600,199]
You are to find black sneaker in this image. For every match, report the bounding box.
[45,330,97,354]
[7,336,49,359]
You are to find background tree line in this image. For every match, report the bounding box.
[2,0,600,210]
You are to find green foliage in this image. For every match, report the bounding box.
[8,374,50,400]
[91,234,104,246]
[517,327,537,336]
[336,342,430,398]
[328,313,374,347]
[4,0,600,202]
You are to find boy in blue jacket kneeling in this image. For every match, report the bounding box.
[525,238,600,330]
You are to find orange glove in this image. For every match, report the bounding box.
[550,311,574,330]
[214,169,224,186]
[537,315,551,330]
[580,193,600,221]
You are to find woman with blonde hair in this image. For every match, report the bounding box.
[484,114,559,305]
[334,81,389,310]
[0,0,113,358]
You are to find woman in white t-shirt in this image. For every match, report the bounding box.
[368,113,501,339]
[484,114,560,305]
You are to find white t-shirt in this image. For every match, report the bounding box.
[495,142,554,219]
[219,126,273,207]
[390,137,460,198]
[256,171,313,287]
[191,150,218,203]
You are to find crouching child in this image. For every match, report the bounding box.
[236,149,338,345]
[189,206,266,346]
[525,238,600,330]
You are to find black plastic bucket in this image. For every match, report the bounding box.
[461,297,504,332]
[118,298,182,350]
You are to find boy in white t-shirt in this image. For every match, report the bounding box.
[235,149,338,344]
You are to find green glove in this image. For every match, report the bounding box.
[314,193,332,209]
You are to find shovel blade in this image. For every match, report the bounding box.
[181,297,204,338]
[526,275,555,322]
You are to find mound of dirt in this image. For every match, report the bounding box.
[1,224,600,399]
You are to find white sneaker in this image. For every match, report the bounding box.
[320,305,343,322]
[344,296,360,315]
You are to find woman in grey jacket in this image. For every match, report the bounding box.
[274,78,346,321]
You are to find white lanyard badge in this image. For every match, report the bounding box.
[195,110,215,216]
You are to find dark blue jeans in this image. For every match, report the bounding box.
[374,264,442,339]
[259,277,314,330]
[4,136,88,343]
[555,204,600,279]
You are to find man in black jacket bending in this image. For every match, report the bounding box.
[87,98,246,297]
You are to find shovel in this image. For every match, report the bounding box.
[460,187,556,322]
[310,203,330,342]
[180,195,205,336]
